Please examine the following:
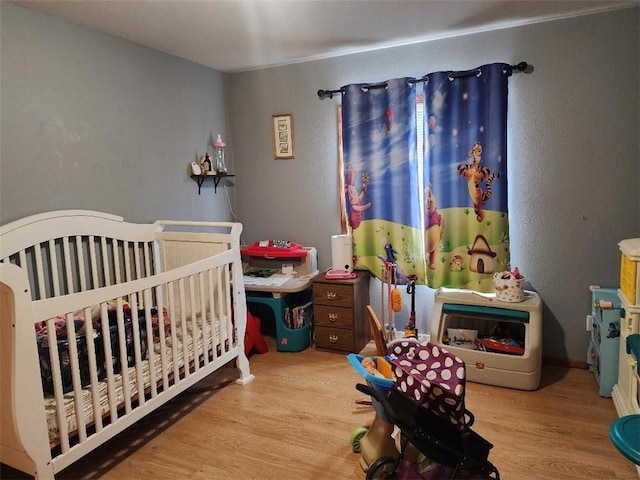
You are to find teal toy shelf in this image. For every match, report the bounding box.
[246,290,313,352]
[587,288,622,397]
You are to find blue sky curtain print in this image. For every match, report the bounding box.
[342,78,425,284]
[423,63,511,291]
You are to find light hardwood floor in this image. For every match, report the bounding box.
[2,337,637,480]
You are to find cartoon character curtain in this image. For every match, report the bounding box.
[342,78,425,284]
[423,63,510,291]
[342,63,511,291]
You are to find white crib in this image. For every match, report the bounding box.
[0,210,254,479]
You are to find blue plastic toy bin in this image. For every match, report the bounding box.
[348,353,394,420]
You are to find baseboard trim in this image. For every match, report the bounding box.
[542,357,588,369]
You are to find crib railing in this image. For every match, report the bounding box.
[34,255,238,466]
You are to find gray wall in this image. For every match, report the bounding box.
[226,7,640,363]
[1,2,233,225]
[2,2,639,363]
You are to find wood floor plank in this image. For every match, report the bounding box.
[1,337,638,479]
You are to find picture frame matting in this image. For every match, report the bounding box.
[272,113,295,159]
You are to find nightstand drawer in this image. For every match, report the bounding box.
[315,325,354,352]
[314,305,353,328]
[313,283,354,308]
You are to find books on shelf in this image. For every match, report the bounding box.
[285,301,313,329]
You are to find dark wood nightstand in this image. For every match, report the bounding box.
[313,271,370,353]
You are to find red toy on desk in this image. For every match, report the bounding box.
[241,240,308,258]
[325,268,356,280]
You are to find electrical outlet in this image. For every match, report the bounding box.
[586,314,592,332]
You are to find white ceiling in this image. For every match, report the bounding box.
[13,0,639,73]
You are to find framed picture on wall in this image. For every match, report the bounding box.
[272,114,295,159]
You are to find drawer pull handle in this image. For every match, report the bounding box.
[326,291,337,300]
[328,313,338,322]
[329,334,339,343]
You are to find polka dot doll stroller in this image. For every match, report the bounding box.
[356,341,500,480]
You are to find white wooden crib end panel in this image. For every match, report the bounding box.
[158,233,228,270]
[0,211,160,259]
[157,231,231,321]
[158,221,255,386]
[0,265,54,480]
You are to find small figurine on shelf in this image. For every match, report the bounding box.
[202,153,212,174]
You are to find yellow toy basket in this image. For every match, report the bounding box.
[619,238,640,307]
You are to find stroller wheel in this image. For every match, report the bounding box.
[366,456,397,480]
[350,427,368,453]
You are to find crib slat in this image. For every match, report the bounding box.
[214,266,224,352]
[101,237,111,287]
[100,303,118,423]
[83,306,104,435]
[61,237,73,295]
[18,249,27,268]
[133,241,143,307]
[206,268,216,360]
[123,240,132,282]
[123,241,140,312]
[34,244,47,300]
[16,249,28,295]
[198,271,209,367]
[143,242,152,279]
[124,296,145,407]
[226,265,232,349]
[218,266,227,351]
[138,292,153,401]
[46,316,72,452]
[155,286,169,391]
[123,240,135,305]
[112,239,122,286]
[188,275,199,372]
[142,293,158,398]
[179,278,190,378]
[113,300,133,415]
[133,241,142,281]
[167,281,180,381]
[88,236,99,291]
[66,312,89,444]
[213,267,222,355]
[48,239,62,298]
[76,235,87,292]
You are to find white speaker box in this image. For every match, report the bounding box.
[331,234,353,272]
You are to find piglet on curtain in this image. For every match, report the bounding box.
[341,78,425,285]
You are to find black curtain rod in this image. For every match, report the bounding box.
[317,61,529,99]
